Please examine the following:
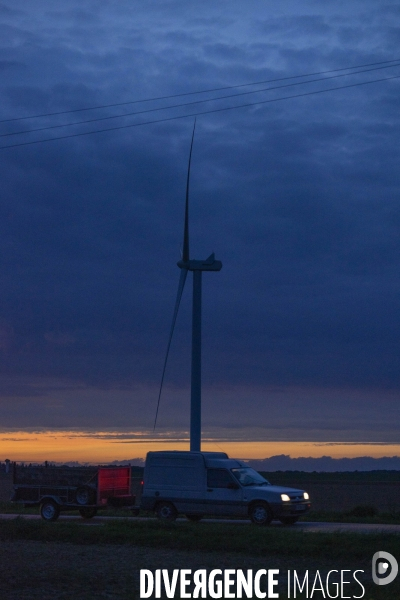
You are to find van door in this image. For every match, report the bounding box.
[205,468,245,517]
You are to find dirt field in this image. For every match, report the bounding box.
[0,539,372,600]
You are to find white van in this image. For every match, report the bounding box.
[140,451,310,525]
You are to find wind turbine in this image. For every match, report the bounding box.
[154,121,222,451]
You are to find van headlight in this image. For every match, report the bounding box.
[281,494,290,502]
[304,492,309,500]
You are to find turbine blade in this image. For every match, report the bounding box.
[183,119,196,263]
[154,268,188,430]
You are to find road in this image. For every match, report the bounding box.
[1,513,400,533]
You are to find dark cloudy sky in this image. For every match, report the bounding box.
[1,0,400,449]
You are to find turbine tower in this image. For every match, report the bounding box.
[154,121,222,451]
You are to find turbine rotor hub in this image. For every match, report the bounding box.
[177,253,222,272]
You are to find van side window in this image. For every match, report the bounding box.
[207,469,234,488]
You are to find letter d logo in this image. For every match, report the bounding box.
[372,552,398,586]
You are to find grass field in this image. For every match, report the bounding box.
[2,515,400,556]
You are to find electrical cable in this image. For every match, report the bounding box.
[2,62,400,140]
[1,73,399,151]
[1,57,400,124]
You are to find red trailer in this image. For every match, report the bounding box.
[11,463,142,521]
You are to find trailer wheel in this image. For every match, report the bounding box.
[249,502,272,526]
[279,516,299,525]
[75,486,96,505]
[79,507,98,519]
[156,502,177,521]
[40,500,60,522]
[186,514,203,522]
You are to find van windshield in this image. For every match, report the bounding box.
[231,468,270,486]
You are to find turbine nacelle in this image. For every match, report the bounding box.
[177,253,222,272]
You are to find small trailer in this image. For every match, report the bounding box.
[11,463,142,521]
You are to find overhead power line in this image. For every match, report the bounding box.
[1,57,400,124]
[2,62,400,140]
[1,73,399,151]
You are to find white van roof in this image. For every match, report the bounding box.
[145,451,245,469]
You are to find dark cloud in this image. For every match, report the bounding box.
[0,0,399,445]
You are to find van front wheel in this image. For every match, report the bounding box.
[156,502,177,521]
[249,502,272,525]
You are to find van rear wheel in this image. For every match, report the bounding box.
[156,502,177,521]
[249,502,272,525]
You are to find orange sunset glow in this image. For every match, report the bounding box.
[1,431,400,464]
